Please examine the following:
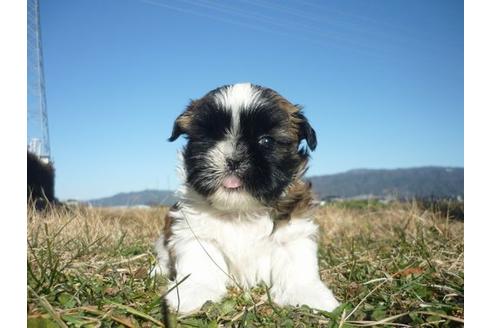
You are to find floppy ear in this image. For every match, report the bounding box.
[168,116,185,142]
[168,102,194,142]
[296,112,317,151]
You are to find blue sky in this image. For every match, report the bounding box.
[34,0,463,200]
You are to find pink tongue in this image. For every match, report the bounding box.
[223,175,242,189]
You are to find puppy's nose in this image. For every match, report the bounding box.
[226,158,240,171]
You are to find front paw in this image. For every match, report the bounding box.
[272,282,340,312]
[165,282,225,314]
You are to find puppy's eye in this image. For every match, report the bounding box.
[258,136,274,147]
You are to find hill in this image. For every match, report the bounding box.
[85,167,463,206]
[308,166,463,200]
[87,189,178,207]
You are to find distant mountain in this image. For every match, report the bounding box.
[87,189,178,207]
[308,166,464,200]
[86,167,464,207]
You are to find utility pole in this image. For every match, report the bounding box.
[27,0,51,164]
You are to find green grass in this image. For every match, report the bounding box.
[27,202,463,327]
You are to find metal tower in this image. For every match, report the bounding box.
[28,0,51,163]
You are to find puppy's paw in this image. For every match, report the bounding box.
[272,282,340,312]
[151,235,170,277]
[297,286,340,312]
[165,283,225,314]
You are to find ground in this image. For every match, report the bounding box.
[27,201,464,327]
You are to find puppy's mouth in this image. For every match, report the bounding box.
[222,175,243,190]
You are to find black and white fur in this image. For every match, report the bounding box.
[153,83,339,313]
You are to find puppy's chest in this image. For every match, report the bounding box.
[216,218,277,286]
[217,219,272,250]
[189,212,278,285]
[205,215,275,254]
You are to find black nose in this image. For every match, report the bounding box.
[226,158,240,171]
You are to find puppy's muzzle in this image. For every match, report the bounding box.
[226,158,241,172]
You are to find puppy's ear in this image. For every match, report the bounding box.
[168,116,186,142]
[168,102,194,142]
[296,112,317,151]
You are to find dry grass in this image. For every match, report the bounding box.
[27,201,463,327]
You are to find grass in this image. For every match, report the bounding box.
[27,201,464,327]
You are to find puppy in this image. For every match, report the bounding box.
[153,83,339,313]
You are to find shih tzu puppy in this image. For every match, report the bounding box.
[153,83,339,313]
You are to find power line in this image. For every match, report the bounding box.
[138,0,383,57]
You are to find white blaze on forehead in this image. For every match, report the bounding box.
[216,83,260,110]
[214,83,263,134]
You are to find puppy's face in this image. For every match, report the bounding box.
[169,83,316,211]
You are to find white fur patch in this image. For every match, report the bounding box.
[214,83,263,134]
[154,185,339,313]
[208,188,262,212]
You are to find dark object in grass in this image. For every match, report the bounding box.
[27,151,55,208]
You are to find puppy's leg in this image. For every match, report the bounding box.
[270,237,339,312]
[150,235,170,277]
[166,239,229,313]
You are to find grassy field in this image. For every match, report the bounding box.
[27,201,464,327]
